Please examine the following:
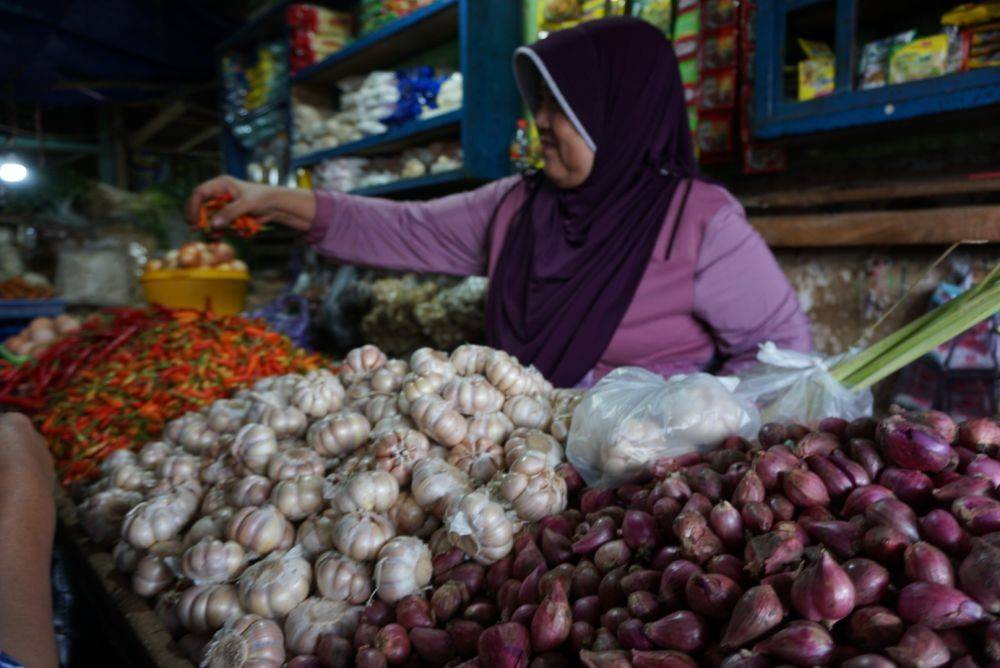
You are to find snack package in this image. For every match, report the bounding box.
[890,34,949,83]
[702,0,737,29]
[736,343,873,426]
[674,6,700,41]
[858,31,916,89]
[698,70,736,109]
[942,2,1000,27]
[678,56,700,84]
[798,38,834,60]
[566,368,760,487]
[701,27,738,69]
[798,59,835,100]
[695,111,733,156]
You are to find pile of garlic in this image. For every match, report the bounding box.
[77,343,581,666]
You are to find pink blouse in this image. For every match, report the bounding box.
[306,176,812,380]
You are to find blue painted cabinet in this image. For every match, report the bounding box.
[753,0,1000,138]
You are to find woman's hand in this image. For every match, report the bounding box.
[186,176,318,233]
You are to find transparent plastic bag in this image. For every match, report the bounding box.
[566,368,760,487]
[736,342,873,426]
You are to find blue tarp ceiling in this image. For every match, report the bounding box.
[0,0,240,104]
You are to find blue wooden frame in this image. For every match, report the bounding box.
[753,0,1000,138]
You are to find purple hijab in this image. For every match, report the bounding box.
[485,17,698,387]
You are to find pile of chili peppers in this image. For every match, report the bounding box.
[193,193,264,238]
[0,307,324,484]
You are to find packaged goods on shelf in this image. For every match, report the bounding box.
[222,41,289,149]
[286,4,353,75]
[358,0,437,35]
[311,141,462,192]
[890,34,950,84]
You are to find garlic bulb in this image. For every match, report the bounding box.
[525,365,554,396]
[441,375,505,416]
[206,399,250,434]
[113,540,141,574]
[335,451,375,477]
[602,417,667,480]
[108,464,155,493]
[466,411,515,445]
[121,491,197,549]
[164,413,200,445]
[184,510,233,549]
[202,614,285,668]
[178,414,221,455]
[237,550,312,619]
[450,344,492,376]
[411,458,471,518]
[409,347,456,380]
[230,424,279,475]
[345,380,375,411]
[332,511,395,562]
[201,458,237,486]
[373,428,430,486]
[255,403,308,440]
[182,538,247,584]
[306,410,370,458]
[148,475,204,500]
[410,395,467,447]
[295,511,337,560]
[374,536,432,603]
[132,540,183,597]
[387,491,438,538]
[100,448,137,476]
[314,552,372,604]
[228,474,273,507]
[550,388,583,412]
[485,351,533,396]
[550,413,572,444]
[291,376,344,419]
[370,361,406,394]
[157,454,201,484]
[364,394,400,424]
[371,414,415,442]
[266,448,324,481]
[226,505,294,557]
[448,438,504,483]
[329,470,399,514]
[446,491,514,565]
[270,475,324,521]
[343,344,388,383]
[397,372,446,413]
[502,395,552,431]
[176,583,243,634]
[200,482,232,516]
[503,429,563,469]
[491,452,568,522]
[81,488,144,546]
[284,598,362,656]
[138,440,174,468]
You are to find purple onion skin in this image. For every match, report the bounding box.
[862,525,912,568]
[829,449,872,486]
[758,423,789,447]
[986,619,1000,661]
[953,494,1000,536]
[903,541,955,586]
[434,547,466,576]
[897,581,986,630]
[464,601,498,627]
[752,450,796,491]
[620,570,661,596]
[722,462,751,492]
[684,573,742,619]
[849,439,884,481]
[478,623,531,668]
[659,560,702,608]
[650,545,683,570]
[396,596,435,630]
[752,620,834,667]
[958,537,1000,614]
[513,542,546,580]
[932,475,992,502]
[791,431,839,459]
[643,611,705,653]
[849,605,904,650]
[657,475,692,504]
[966,453,1000,487]
[518,566,545,606]
[652,498,682,534]
[579,649,629,668]
[879,417,956,472]
[356,648,388,668]
[572,517,618,555]
[689,467,724,501]
[774,520,809,548]
[782,468,831,508]
[843,558,891,607]
[447,620,484,657]
[886,625,950,668]
[680,492,713,519]
[766,494,796,521]
[600,608,630,634]
[598,568,628,611]
[790,548,856,625]
[744,531,804,577]
[706,554,745,584]
[919,509,970,557]
[573,596,601,627]
[540,528,573,566]
[819,417,848,439]
[732,470,766,507]
[616,619,654,651]
[573,561,602,598]
[709,501,744,549]
[486,556,513,595]
[570,621,595,652]
[409,627,455,665]
[621,511,661,554]
[590,629,620,653]
[718,650,770,668]
[806,455,854,499]
[878,468,934,507]
[629,650,698,668]
[841,655,897,668]
[354,624,378,651]
[842,485,896,518]
[511,604,538,627]
[531,579,572,653]
[801,519,861,559]
[627,591,661,622]
[865,497,920,541]
[740,502,773,534]
[847,417,878,441]
[720,585,784,649]
[581,489,617,514]
[363,600,395,627]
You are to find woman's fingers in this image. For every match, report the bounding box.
[210,196,258,229]
[186,176,238,223]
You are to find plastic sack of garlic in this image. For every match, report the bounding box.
[76,342,582,665]
[566,367,761,487]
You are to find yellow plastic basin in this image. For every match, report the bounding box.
[141,267,250,315]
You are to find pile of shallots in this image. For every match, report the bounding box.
[75,343,579,667]
[350,411,1000,668]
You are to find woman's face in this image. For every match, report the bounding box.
[534,84,595,188]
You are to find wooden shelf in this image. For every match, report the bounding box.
[750,205,1000,247]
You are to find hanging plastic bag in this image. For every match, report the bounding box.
[736,342,873,426]
[566,368,760,487]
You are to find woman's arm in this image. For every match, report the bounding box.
[306,177,521,276]
[693,198,813,375]
[187,176,522,277]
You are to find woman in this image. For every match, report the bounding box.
[189,17,811,388]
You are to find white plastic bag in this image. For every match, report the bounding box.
[566,368,760,487]
[736,342,873,426]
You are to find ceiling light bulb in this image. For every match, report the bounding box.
[0,160,28,184]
